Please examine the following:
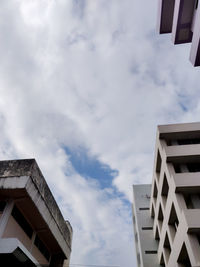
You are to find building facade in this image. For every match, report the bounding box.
[0,159,72,267]
[133,122,200,266]
[157,0,200,66]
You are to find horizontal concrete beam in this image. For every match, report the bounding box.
[166,144,200,163]
[174,173,200,193]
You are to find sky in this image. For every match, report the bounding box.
[0,1,200,267]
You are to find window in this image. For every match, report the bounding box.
[139,207,149,211]
[11,206,33,238]
[142,227,153,230]
[145,250,157,254]
[34,235,50,261]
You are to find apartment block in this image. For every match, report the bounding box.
[0,159,72,267]
[157,0,200,66]
[133,122,200,266]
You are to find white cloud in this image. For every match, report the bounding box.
[0,0,200,266]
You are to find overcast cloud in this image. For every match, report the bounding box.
[0,1,200,266]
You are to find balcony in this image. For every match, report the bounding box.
[165,144,200,163]
[183,209,200,233]
[173,173,200,193]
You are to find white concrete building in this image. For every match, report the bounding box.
[133,122,200,266]
[157,0,200,66]
[0,159,72,267]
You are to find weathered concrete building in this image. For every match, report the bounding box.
[133,122,200,266]
[0,159,72,267]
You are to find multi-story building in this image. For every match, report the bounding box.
[157,0,200,66]
[0,159,72,267]
[133,122,200,266]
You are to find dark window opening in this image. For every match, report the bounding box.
[158,205,164,230]
[168,204,179,241]
[142,227,153,230]
[161,174,169,208]
[184,194,200,209]
[139,207,149,211]
[156,150,161,174]
[168,204,179,229]
[177,243,191,267]
[196,0,199,9]
[34,235,50,261]
[173,162,200,173]
[11,206,33,239]
[158,205,164,221]
[153,181,158,198]
[151,205,155,218]
[184,194,194,209]
[164,232,171,261]
[0,201,6,212]
[168,138,200,146]
[173,163,181,173]
[160,253,165,266]
[145,250,157,254]
[187,162,200,172]
[155,227,160,241]
[161,175,169,197]
[177,138,200,145]
[196,233,200,245]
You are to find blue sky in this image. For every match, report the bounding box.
[65,146,118,189]
[0,1,200,267]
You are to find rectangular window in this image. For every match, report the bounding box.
[34,235,50,261]
[145,250,157,254]
[139,207,149,210]
[11,206,33,239]
[142,227,153,230]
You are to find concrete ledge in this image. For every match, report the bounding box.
[0,238,40,266]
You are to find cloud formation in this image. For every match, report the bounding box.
[0,0,200,266]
